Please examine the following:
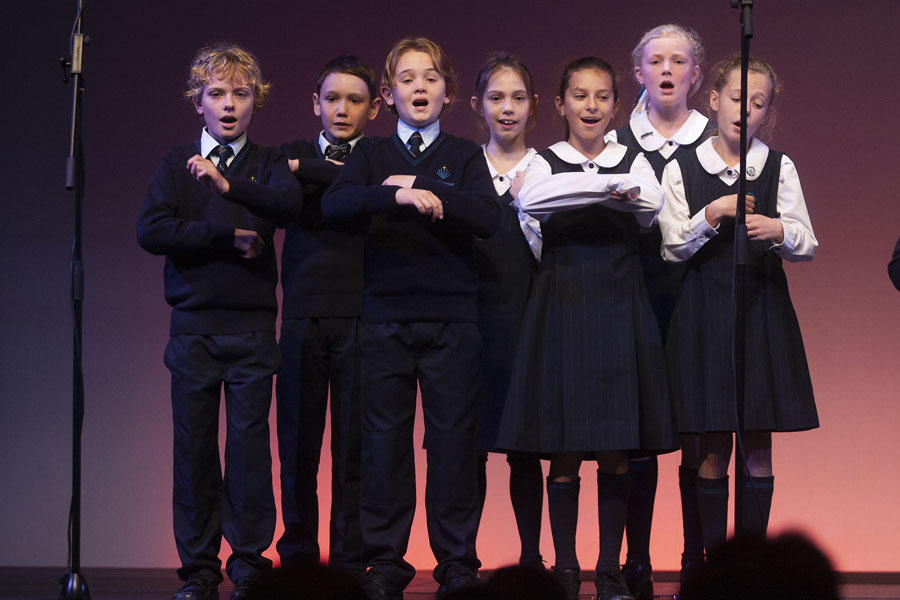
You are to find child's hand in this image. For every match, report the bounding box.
[509,171,525,201]
[704,193,755,227]
[187,154,230,195]
[326,158,345,166]
[383,175,416,189]
[233,228,264,259]
[288,158,299,173]
[746,214,784,243]
[395,188,443,221]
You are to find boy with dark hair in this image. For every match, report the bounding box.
[137,43,301,600]
[276,55,381,574]
[322,37,501,600]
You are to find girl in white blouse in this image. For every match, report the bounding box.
[495,56,675,600]
[658,56,818,561]
[469,51,545,573]
[610,24,710,596]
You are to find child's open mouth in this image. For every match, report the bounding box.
[221,116,238,123]
[581,117,601,124]
[412,99,429,107]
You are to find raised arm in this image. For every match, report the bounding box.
[222,151,302,227]
[409,147,501,239]
[322,142,396,223]
[137,155,236,257]
[516,152,663,227]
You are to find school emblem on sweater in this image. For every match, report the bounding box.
[437,165,451,180]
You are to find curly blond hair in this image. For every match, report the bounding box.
[185,43,271,112]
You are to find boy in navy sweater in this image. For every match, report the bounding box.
[137,43,301,600]
[276,55,381,574]
[322,37,501,600]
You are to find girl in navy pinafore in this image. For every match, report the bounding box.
[658,56,818,559]
[494,57,676,600]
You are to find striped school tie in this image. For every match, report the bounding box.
[407,131,424,158]
[214,145,233,174]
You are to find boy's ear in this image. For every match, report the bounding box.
[312,92,322,117]
[709,89,719,113]
[368,97,382,121]
[194,99,204,115]
[469,96,479,113]
[381,86,395,106]
[691,64,701,85]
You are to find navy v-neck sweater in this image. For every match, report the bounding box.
[137,141,301,335]
[322,132,501,324]
[279,138,365,319]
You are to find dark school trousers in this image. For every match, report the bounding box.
[358,321,482,589]
[165,331,280,584]
[275,317,362,572]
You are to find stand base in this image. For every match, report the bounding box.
[59,572,91,600]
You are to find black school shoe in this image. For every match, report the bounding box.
[229,577,256,600]
[620,559,653,600]
[552,567,581,600]
[436,565,481,598]
[360,568,403,600]
[172,576,218,600]
[679,558,705,591]
[594,569,634,600]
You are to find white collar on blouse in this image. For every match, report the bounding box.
[548,139,628,168]
[483,146,536,197]
[628,109,709,152]
[696,136,770,180]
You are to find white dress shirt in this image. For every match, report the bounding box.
[317,131,362,155]
[200,129,247,169]
[397,119,441,152]
[658,137,818,263]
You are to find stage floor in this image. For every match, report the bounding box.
[3,568,899,599]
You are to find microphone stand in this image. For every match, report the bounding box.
[59,1,91,598]
[730,0,753,539]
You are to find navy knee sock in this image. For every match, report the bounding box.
[741,475,774,537]
[547,477,580,570]
[625,457,657,565]
[679,466,704,566]
[596,471,630,573]
[696,475,729,555]
[508,453,543,563]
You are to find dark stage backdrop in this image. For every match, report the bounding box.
[2,0,899,573]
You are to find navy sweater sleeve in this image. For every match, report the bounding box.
[322,139,399,221]
[412,142,501,239]
[323,136,501,240]
[138,144,301,257]
[137,150,236,257]
[222,148,301,227]
[280,139,342,185]
[890,234,900,292]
